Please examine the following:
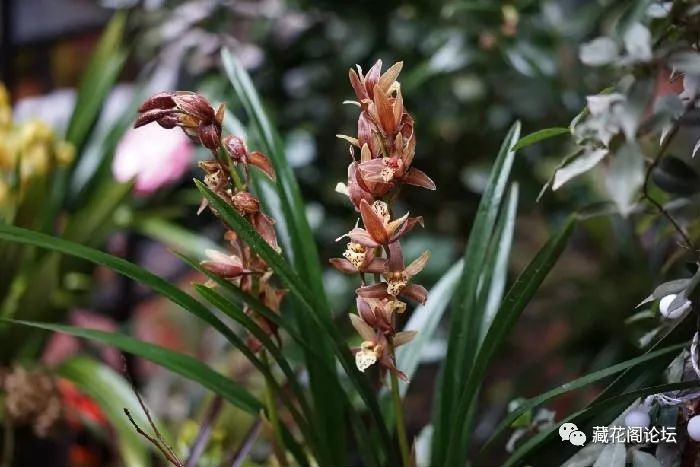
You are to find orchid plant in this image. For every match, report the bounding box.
[7,4,700,467]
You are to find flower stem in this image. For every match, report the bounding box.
[262,352,288,467]
[1,422,13,467]
[389,345,411,467]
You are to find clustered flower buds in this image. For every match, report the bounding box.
[136,91,225,151]
[136,92,283,352]
[332,61,435,380]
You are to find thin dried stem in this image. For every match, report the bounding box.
[122,357,181,465]
[124,409,183,467]
[641,99,698,255]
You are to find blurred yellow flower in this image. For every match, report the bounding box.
[0,84,74,206]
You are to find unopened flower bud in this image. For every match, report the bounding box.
[231,192,260,214]
[223,135,248,162]
[659,293,691,319]
[688,415,700,441]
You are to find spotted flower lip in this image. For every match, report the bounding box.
[343,199,423,248]
[329,242,387,274]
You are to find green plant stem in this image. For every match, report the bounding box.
[1,422,13,467]
[389,344,411,467]
[262,352,288,467]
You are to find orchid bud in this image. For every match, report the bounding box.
[223,135,248,162]
[231,192,260,214]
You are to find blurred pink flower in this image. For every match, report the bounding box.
[112,123,193,195]
[42,310,121,369]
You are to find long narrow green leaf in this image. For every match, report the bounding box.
[12,320,262,413]
[503,381,700,467]
[477,184,519,343]
[0,223,313,458]
[133,217,218,260]
[433,121,521,462]
[441,215,576,466]
[220,49,328,310]
[58,356,155,467]
[482,342,686,453]
[194,180,313,310]
[65,12,127,153]
[193,285,313,420]
[0,224,217,324]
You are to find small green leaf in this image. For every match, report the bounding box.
[605,142,644,217]
[511,127,570,151]
[65,11,128,154]
[552,149,608,190]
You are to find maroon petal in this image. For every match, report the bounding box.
[365,60,383,97]
[402,167,436,190]
[249,151,276,180]
[401,283,428,305]
[359,199,389,245]
[356,282,390,299]
[173,92,215,122]
[347,228,380,248]
[134,109,175,128]
[198,123,221,150]
[373,87,397,135]
[349,68,368,101]
[389,216,424,243]
[357,112,376,153]
[138,92,176,112]
[364,257,388,273]
[329,258,357,274]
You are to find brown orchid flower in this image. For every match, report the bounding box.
[341,199,423,248]
[357,249,431,303]
[356,296,406,335]
[329,242,387,274]
[135,91,224,150]
[350,314,416,379]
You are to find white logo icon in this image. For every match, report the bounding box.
[559,422,587,446]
